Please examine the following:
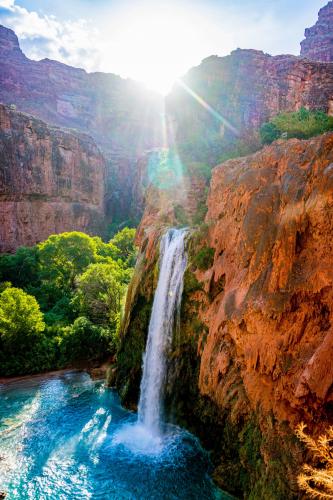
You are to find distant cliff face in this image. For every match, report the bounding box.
[0,24,163,223]
[167,49,333,164]
[0,25,162,156]
[0,104,106,252]
[301,1,333,62]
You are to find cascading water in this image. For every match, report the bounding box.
[113,228,188,452]
[138,228,188,436]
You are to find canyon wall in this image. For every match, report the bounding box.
[0,24,163,224]
[0,104,106,252]
[115,132,333,498]
[166,49,333,164]
[301,1,333,62]
[2,2,333,250]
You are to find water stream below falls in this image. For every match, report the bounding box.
[0,229,231,498]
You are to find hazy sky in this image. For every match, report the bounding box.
[0,0,327,93]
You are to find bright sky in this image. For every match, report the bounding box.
[0,0,328,94]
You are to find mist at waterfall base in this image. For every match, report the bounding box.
[0,230,229,498]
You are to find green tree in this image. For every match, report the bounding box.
[60,317,113,362]
[109,227,137,266]
[92,236,119,261]
[0,287,45,353]
[0,246,40,290]
[76,262,126,327]
[38,232,97,295]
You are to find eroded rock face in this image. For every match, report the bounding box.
[301,1,333,62]
[201,133,333,426]
[0,104,106,252]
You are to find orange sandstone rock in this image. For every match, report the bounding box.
[199,133,333,427]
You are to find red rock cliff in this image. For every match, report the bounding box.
[166,49,333,164]
[0,104,106,252]
[0,24,163,222]
[117,132,333,497]
[201,133,333,425]
[301,1,333,62]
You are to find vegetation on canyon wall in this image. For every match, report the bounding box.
[260,108,333,144]
[297,423,333,499]
[0,228,136,376]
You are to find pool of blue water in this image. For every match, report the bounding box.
[0,371,230,499]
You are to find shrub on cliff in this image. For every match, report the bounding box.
[193,246,215,270]
[296,423,333,499]
[260,108,333,144]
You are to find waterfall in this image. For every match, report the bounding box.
[137,228,187,437]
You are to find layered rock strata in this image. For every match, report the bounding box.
[0,24,163,223]
[0,104,106,252]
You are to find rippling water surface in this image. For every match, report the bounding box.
[0,371,229,499]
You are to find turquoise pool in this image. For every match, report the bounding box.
[0,371,229,499]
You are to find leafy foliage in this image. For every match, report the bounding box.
[77,262,126,327]
[0,246,40,290]
[109,227,137,266]
[193,246,215,271]
[259,122,280,145]
[0,228,137,376]
[38,232,97,294]
[296,423,333,499]
[0,287,45,353]
[260,108,333,144]
[60,317,115,364]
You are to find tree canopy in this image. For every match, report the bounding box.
[0,228,137,376]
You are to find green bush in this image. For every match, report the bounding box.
[193,246,215,270]
[259,122,280,144]
[260,108,333,144]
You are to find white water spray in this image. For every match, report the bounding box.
[137,228,187,437]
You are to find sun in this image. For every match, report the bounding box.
[102,4,204,94]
